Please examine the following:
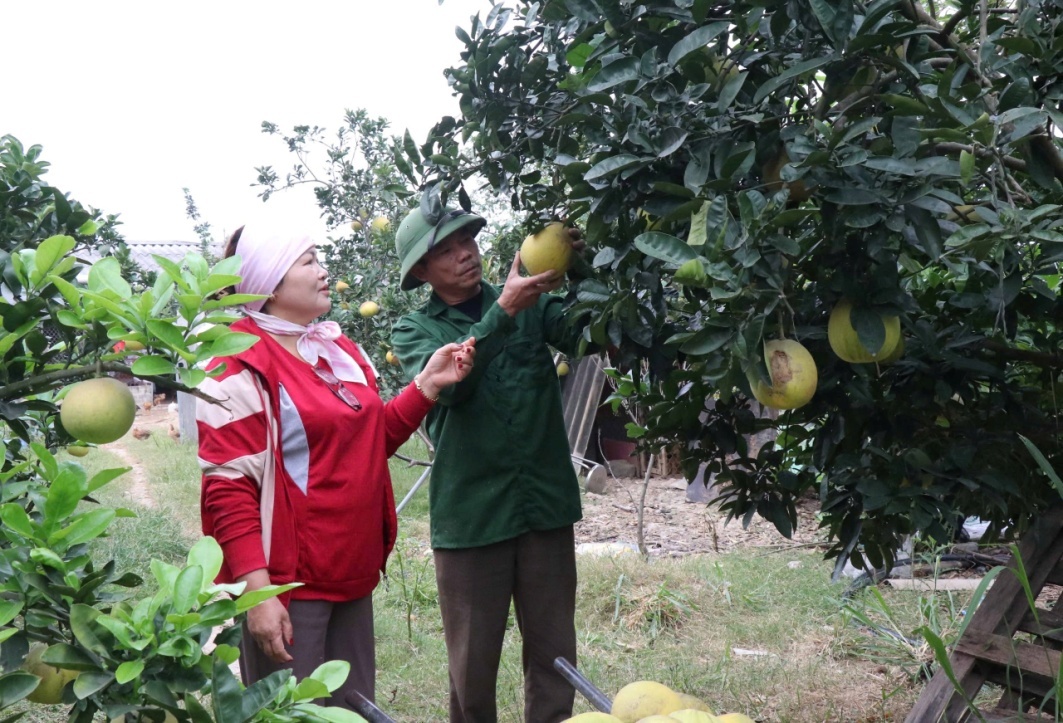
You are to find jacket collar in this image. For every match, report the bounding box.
[425,283,500,318]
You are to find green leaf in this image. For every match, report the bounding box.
[0,504,36,539]
[680,329,731,355]
[73,670,114,699]
[634,232,699,264]
[131,356,177,376]
[666,22,728,66]
[187,537,224,590]
[115,660,145,685]
[754,56,833,104]
[234,583,303,614]
[49,509,115,548]
[587,57,640,91]
[295,703,368,723]
[69,604,111,656]
[51,276,82,307]
[146,319,189,350]
[309,660,351,693]
[172,565,205,615]
[1019,435,1063,499]
[293,677,331,702]
[203,332,260,359]
[33,235,76,284]
[76,219,100,236]
[0,600,22,627]
[959,149,975,188]
[584,154,646,182]
[87,257,132,300]
[0,671,42,707]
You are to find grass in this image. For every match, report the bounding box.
[31,435,998,722]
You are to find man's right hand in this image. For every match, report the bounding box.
[497,252,565,317]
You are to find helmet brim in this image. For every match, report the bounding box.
[400,212,487,291]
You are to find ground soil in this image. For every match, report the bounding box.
[575,472,826,557]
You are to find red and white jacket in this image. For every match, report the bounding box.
[197,317,433,603]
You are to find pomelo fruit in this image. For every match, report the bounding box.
[22,643,78,705]
[747,339,817,411]
[521,222,572,276]
[359,301,380,318]
[60,377,136,444]
[827,298,900,363]
[611,681,685,722]
[563,713,624,722]
[67,445,90,457]
[371,216,390,234]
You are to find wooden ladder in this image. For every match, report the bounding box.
[906,505,1063,722]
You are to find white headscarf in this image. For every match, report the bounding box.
[234,223,372,384]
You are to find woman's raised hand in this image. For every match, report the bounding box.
[416,337,476,399]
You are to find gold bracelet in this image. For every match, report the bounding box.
[414,377,438,403]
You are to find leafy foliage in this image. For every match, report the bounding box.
[403,0,1063,571]
[0,137,365,720]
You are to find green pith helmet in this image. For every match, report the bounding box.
[395,206,486,291]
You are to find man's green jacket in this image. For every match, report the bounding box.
[392,284,582,549]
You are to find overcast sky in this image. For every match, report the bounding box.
[6,0,493,242]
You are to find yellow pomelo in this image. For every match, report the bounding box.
[60,377,136,444]
[359,301,380,318]
[945,205,982,223]
[675,695,713,714]
[123,340,146,352]
[715,715,755,723]
[612,681,685,722]
[22,643,78,705]
[67,445,90,457]
[827,299,900,363]
[556,361,571,376]
[563,714,624,722]
[350,220,363,232]
[521,222,572,276]
[371,216,390,234]
[880,334,905,363]
[386,350,401,366]
[670,710,718,723]
[634,717,677,722]
[747,339,817,411]
[335,280,350,292]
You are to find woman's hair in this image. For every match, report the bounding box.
[223,226,245,260]
[214,226,245,300]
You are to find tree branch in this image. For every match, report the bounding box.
[981,339,1063,369]
[0,362,223,405]
[934,142,1027,172]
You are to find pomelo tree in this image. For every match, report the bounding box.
[0,135,365,722]
[397,0,1063,572]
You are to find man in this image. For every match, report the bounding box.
[391,198,583,723]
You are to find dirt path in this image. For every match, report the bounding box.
[102,441,157,509]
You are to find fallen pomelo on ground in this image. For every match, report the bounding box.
[611,681,685,722]
[669,709,718,722]
[562,713,624,722]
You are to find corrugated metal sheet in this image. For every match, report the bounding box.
[560,354,607,459]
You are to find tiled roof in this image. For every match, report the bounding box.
[125,240,221,271]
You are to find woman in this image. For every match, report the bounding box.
[197,222,474,708]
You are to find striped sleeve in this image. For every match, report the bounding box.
[197,359,274,578]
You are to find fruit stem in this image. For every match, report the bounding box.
[777,307,787,339]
